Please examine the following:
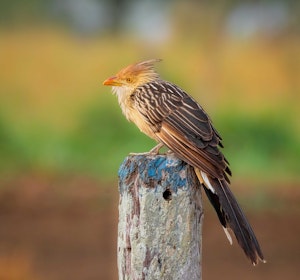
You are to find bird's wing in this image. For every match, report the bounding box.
[133,81,231,181]
[133,81,265,264]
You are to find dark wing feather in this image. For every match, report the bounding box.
[134,81,231,181]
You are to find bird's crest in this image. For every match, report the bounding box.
[117,59,162,85]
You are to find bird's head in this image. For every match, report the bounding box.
[103,59,162,94]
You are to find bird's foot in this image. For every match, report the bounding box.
[129,143,164,156]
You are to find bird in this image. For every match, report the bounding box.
[103,59,265,265]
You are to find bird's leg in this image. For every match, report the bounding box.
[149,142,164,154]
[129,143,164,156]
[166,149,175,155]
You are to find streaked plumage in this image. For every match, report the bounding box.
[103,59,265,265]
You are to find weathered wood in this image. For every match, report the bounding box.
[117,154,203,280]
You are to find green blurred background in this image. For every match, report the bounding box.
[0,0,299,279]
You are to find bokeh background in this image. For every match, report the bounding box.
[0,0,299,279]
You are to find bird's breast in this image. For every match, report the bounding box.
[127,105,158,141]
[116,90,158,141]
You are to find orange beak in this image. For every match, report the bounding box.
[103,76,122,86]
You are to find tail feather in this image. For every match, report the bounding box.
[201,174,265,265]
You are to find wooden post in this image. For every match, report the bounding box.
[117,154,203,280]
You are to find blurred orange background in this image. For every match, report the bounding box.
[0,0,299,279]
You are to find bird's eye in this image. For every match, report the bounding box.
[126,77,132,83]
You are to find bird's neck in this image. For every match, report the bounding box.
[112,85,135,121]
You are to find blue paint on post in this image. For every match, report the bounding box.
[118,155,191,194]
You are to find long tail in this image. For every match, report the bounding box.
[196,169,266,265]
